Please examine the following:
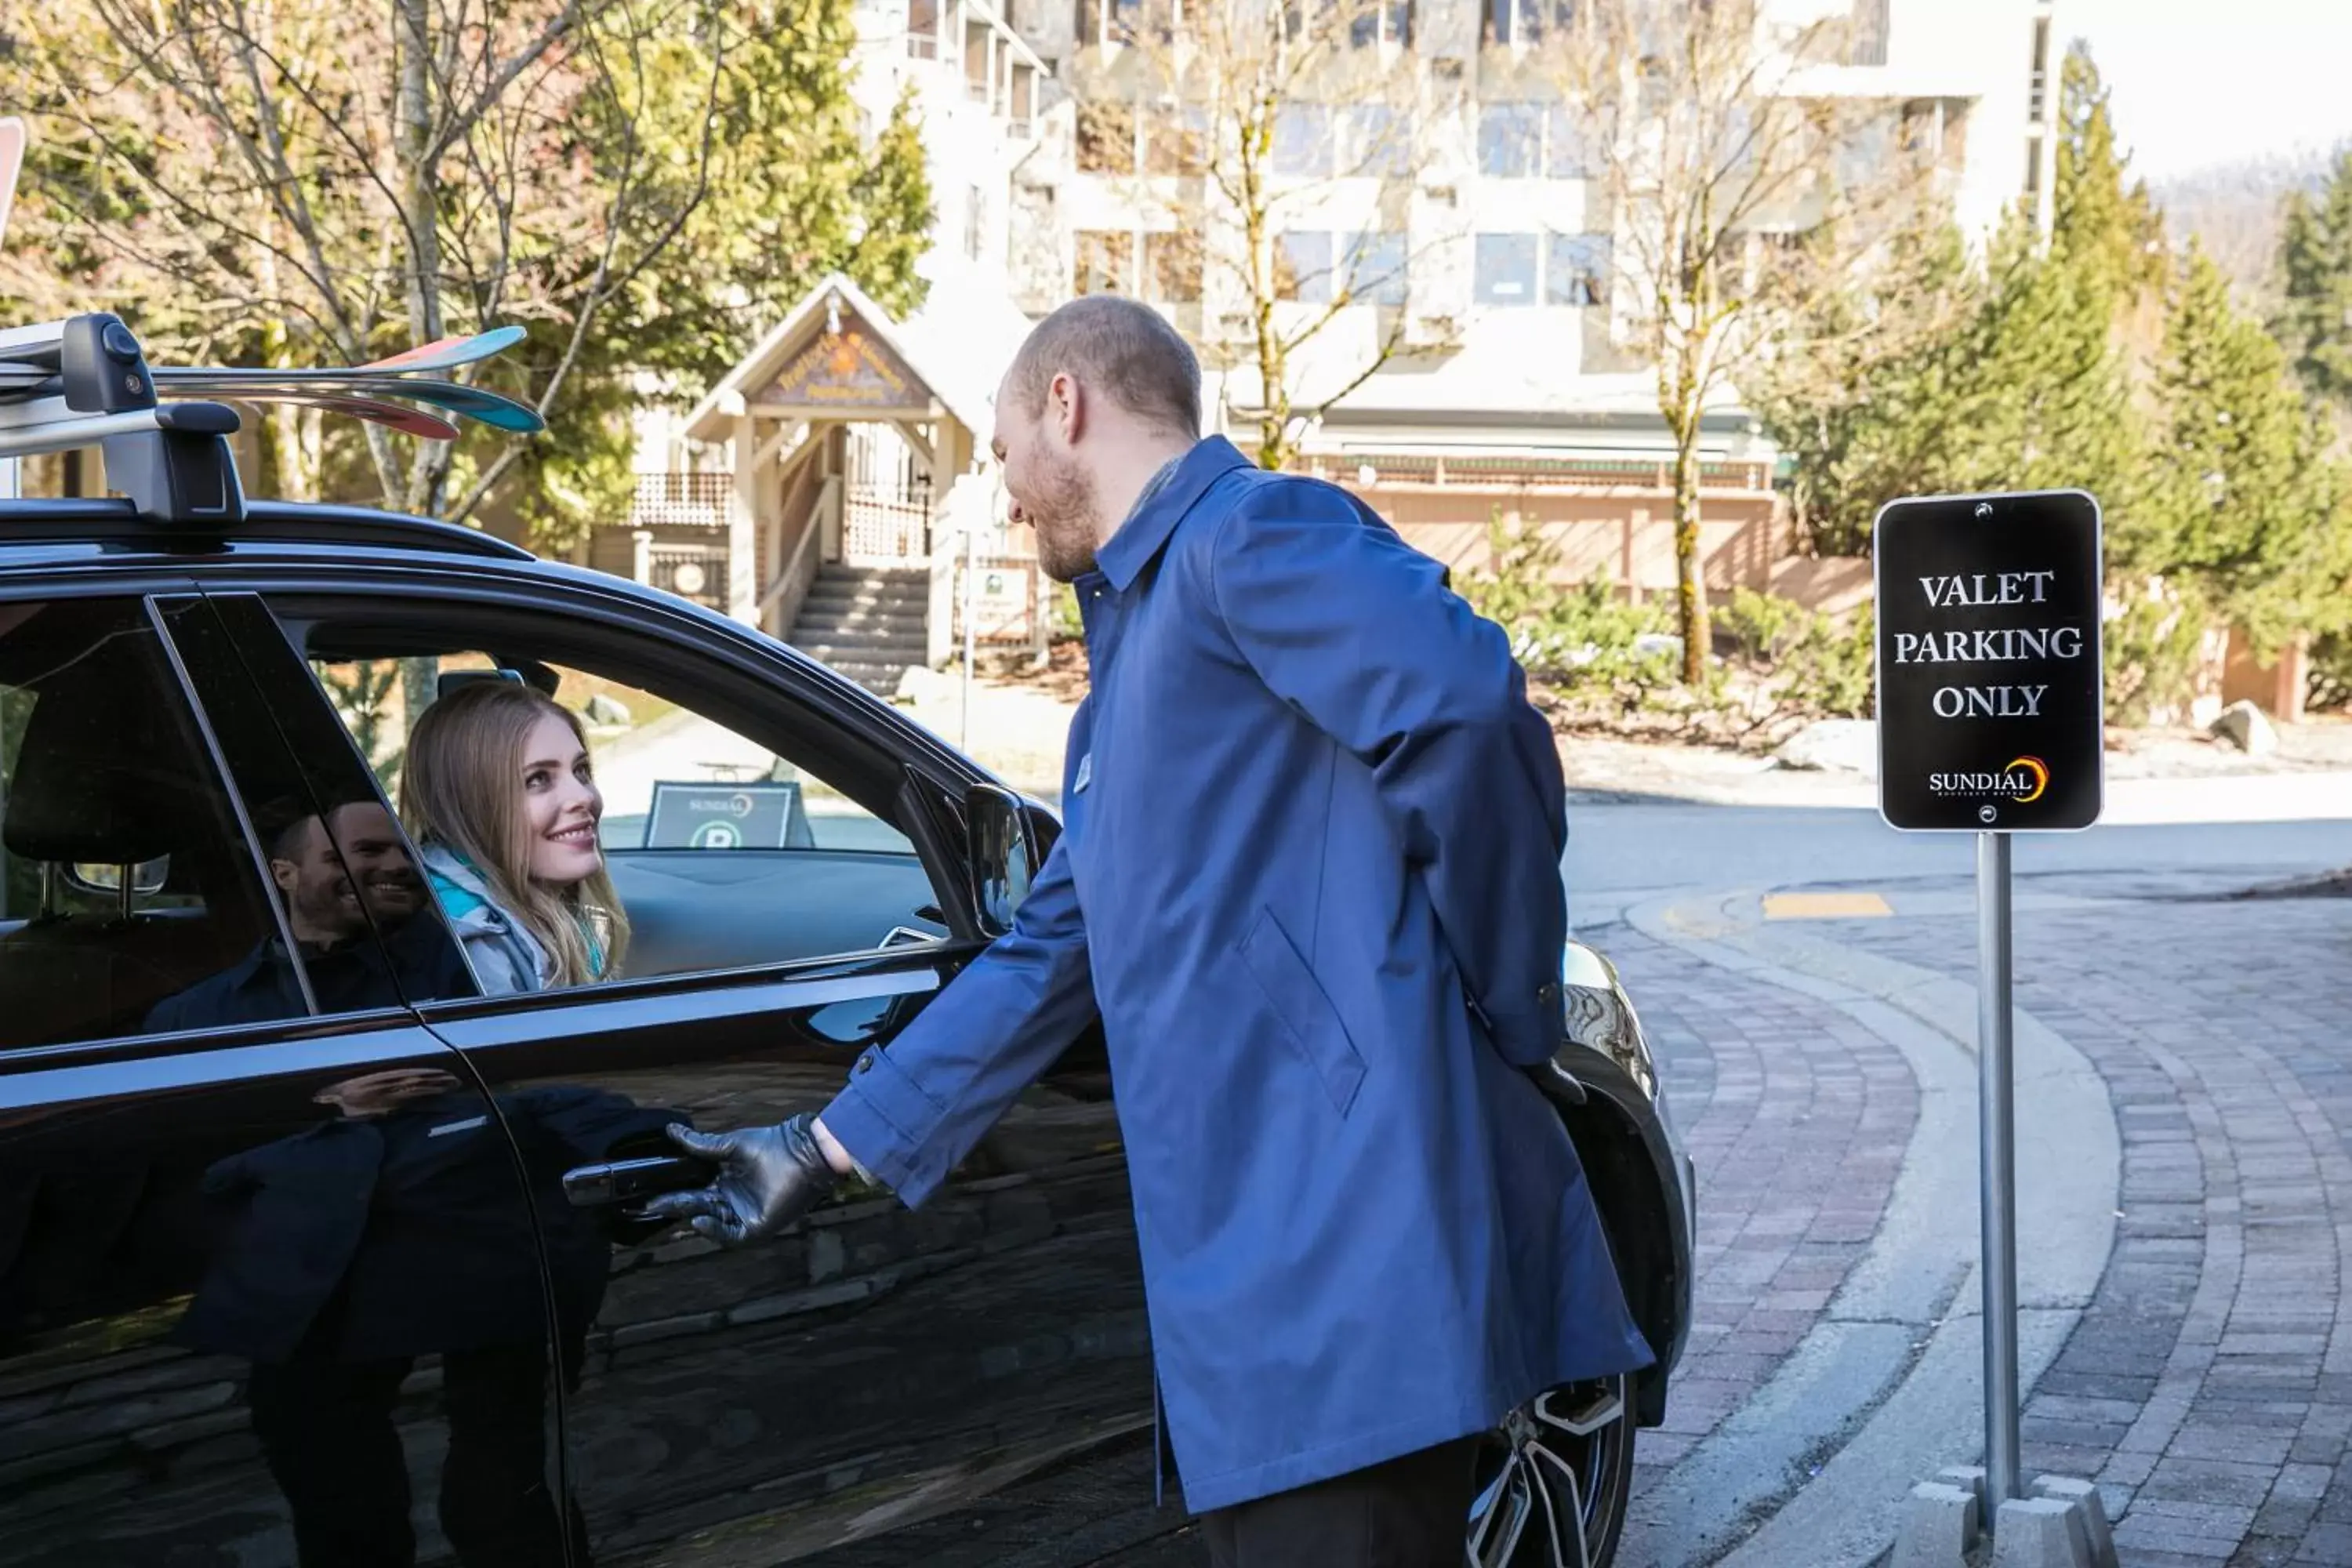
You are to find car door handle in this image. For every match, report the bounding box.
[561,1153,713,1207]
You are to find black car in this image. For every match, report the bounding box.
[0,323,1693,1568]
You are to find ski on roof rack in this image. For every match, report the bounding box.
[0,312,541,526]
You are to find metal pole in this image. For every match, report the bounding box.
[1978,829,2021,1506]
[960,519,975,753]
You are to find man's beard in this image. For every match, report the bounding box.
[1023,450,1101,583]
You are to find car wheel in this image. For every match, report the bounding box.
[1465,1375,1636,1568]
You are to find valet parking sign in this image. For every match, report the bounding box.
[1873,488,2108,1526]
[1874,489,2106,833]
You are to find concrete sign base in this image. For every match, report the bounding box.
[1894,1468,2118,1568]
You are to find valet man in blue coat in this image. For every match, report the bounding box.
[650,295,1653,1563]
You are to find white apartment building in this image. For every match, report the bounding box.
[622,1,2060,662]
[1007,0,2063,591]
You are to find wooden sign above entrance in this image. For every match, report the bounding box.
[750,308,931,412]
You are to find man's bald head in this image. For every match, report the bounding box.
[1002,295,1202,441]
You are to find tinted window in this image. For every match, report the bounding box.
[157,597,477,1012]
[0,599,301,1047]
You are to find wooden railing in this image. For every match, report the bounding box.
[628,470,732,528]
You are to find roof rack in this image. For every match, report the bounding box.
[0,312,543,526]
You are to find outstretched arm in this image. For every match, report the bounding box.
[644,833,1098,1242]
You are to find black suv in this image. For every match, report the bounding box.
[0,321,1691,1568]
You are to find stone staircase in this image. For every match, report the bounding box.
[786,564,931,696]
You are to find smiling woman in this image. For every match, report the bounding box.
[400,681,632,993]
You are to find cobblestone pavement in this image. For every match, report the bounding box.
[1814,880,2352,1568]
[1602,927,1920,1484]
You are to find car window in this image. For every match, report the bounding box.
[0,600,314,1047]
[158,597,479,1011]
[315,655,915,856]
[298,622,946,982]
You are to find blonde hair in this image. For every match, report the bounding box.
[401,680,630,987]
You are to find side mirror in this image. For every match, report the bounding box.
[965,783,1037,938]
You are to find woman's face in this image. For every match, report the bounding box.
[520,710,604,886]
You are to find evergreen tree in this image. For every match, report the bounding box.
[2147,247,2352,649]
[2271,150,2352,415]
[1759,44,2160,554]
[2049,45,2168,310]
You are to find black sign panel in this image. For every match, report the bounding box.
[1874,489,2104,833]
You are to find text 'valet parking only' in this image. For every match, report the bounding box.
[1889,570,2090,718]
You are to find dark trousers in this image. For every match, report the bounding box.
[247,1336,587,1568]
[1199,1436,1481,1568]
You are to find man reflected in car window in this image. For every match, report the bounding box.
[146,793,476,1031]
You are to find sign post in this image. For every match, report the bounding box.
[1874,489,2103,1512]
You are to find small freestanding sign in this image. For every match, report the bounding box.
[1875,489,2105,833]
[1873,488,2105,1522]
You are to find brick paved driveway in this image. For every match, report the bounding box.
[1830,880,2352,1567]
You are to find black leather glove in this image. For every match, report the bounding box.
[637,1113,840,1247]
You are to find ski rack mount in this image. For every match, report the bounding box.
[0,313,543,526]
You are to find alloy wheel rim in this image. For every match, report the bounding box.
[1465,1381,1626,1568]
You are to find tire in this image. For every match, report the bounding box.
[1465,1375,1638,1568]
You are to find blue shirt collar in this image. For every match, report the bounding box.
[1094,436,1252,593]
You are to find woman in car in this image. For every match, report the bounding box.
[401,678,630,993]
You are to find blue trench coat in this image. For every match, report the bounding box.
[822,436,1654,1513]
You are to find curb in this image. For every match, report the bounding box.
[1614,890,2122,1568]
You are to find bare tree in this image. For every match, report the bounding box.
[1537,0,1938,683]
[5,0,724,518]
[1066,0,1451,470]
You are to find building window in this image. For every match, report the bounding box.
[1145,103,1210,175]
[1279,231,1336,303]
[1078,100,1138,173]
[1475,233,1538,306]
[1342,230,1409,306]
[1010,65,1036,136]
[2023,139,2041,197]
[1145,231,1203,303]
[1486,0,1571,46]
[1848,0,1889,65]
[1545,233,1610,305]
[1078,0,1146,45]
[1478,103,1542,177]
[1345,106,1412,176]
[2027,16,2052,122]
[1273,106,1334,177]
[908,0,939,56]
[964,20,992,101]
[1349,0,1413,48]
[1148,230,1204,303]
[1278,231,1333,302]
[1075,230,1133,295]
[1544,104,1594,176]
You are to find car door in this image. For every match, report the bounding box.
[237,581,1156,1566]
[0,592,562,1568]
